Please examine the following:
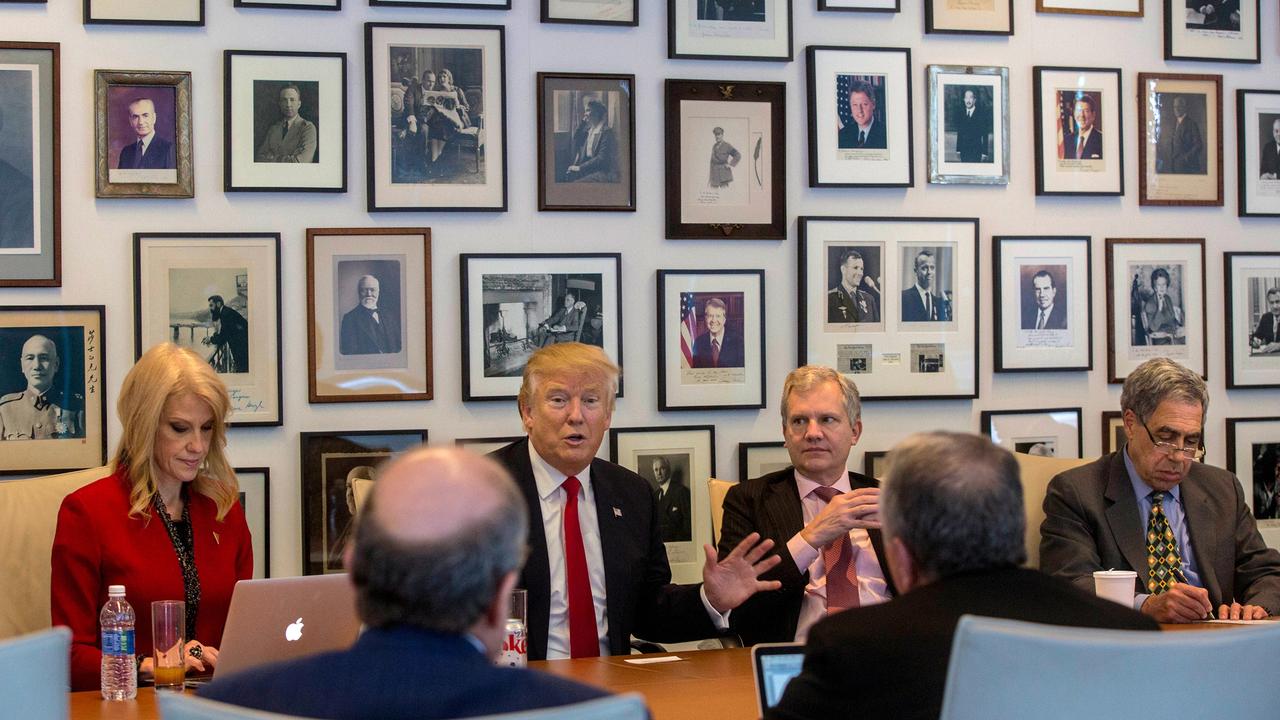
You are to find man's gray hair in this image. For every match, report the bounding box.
[1120,357,1209,421]
[349,459,529,633]
[881,432,1026,578]
[780,365,861,424]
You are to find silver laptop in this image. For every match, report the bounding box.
[751,642,806,716]
[210,574,361,680]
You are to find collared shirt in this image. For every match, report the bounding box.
[1124,448,1204,611]
[1036,303,1056,329]
[708,331,724,348]
[855,119,875,141]
[913,285,934,317]
[783,470,890,641]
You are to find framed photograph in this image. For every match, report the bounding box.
[1033,66,1124,196]
[0,42,59,288]
[460,253,621,402]
[862,449,888,478]
[134,233,283,427]
[806,46,913,188]
[992,235,1093,373]
[1227,416,1280,549]
[1164,0,1258,62]
[1105,238,1207,383]
[224,51,347,193]
[738,440,789,481]
[1138,72,1223,206]
[84,0,204,25]
[306,228,432,403]
[1036,0,1141,15]
[455,435,522,456]
[820,0,899,11]
[927,65,1008,185]
[300,429,426,575]
[656,270,765,411]
[981,408,1084,459]
[667,0,793,61]
[609,424,715,584]
[94,70,193,199]
[798,216,979,401]
[236,0,340,9]
[536,72,635,212]
[1237,89,1280,217]
[1225,252,1280,389]
[925,0,1012,34]
[234,467,270,579]
[543,0,636,23]
[370,0,509,6]
[665,79,785,240]
[0,306,106,476]
[365,22,506,212]
[1101,410,1125,454]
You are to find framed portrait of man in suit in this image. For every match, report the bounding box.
[94,70,193,198]
[1163,0,1259,63]
[993,235,1092,373]
[0,42,59,288]
[84,0,204,25]
[1137,73,1223,207]
[1236,89,1280,217]
[1034,67,1124,196]
[927,65,1009,185]
[1225,252,1280,389]
[1105,238,1206,383]
[1226,417,1280,549]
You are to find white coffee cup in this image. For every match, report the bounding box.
[1093,569,1138,607]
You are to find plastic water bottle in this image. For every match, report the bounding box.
[100,585,137,700]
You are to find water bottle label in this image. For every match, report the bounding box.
[101,629,135,655]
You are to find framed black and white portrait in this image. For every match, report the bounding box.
[656,270,765,411]
[799,216,978,401]
[235,467,271,579]
[0,42,59,288]
[84,0,204,25]
[94,70,193,199]
[1164,0,1258,63]
[300,429,426,575]
[926,0,1013,33]
[236,0,340,9]
[542,0,636,24]
[668,0,793,61]
[537,72,635,212]
[806,46,912,188]
[306,228,432,404]
[224,51,347,193]
[1105,238,1206,383]
[738,440,790,481]
[927,65,1008,185]
[982,408,1084,459]
[134,233,283,427]
[1138,72,1223,207]
[1034,67,1123,196]
[460,253,622,402]
[1101,410,1125,454]
[365,23,506,212]
[1226,416,1280,548]
[993,236,1092,373]
[610,424,715,583]
[1225,252,1280,389]
[0,305,106,476]
[665,79,785,240]
[1236,89,1280,217]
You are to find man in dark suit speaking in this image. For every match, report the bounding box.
[691,297,744,368]
[1022,269,1067,330]
[117,98,175,170]
[340,274,401,355]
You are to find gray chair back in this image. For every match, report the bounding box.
[0,627,70,720]
[160,692,647,720]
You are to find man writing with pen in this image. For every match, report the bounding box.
[1040,358,1280,621]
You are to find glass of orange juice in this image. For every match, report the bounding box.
[151,600,185,692]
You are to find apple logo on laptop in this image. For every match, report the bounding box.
[285,618,304,642]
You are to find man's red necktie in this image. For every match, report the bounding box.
[812,486,861,613]
[561,476,599,658]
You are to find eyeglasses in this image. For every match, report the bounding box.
[1137,416,1205,461]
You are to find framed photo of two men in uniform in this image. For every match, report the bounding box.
[84,0,204,25]
[656,269,765,411]
[1236,89,1280,217]
[1224,252,1280,389]
[94,70,194,199]
[0,42,59,288]
[992,235,1093,373]
[1137,73,1223,207]
[1226,416,1280,549]
[0,305,106,476]
[668,0,793,61]
[798,216,978,401]
[134,233,284,426]
[1033,66,1124,196]
[224,50,348,193]
[927,65,1009,185]
[1163,0,1259,63]
[1105,238,1207,383]
[536,72,635,212]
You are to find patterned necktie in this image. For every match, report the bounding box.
[812,486,860,613]
[1145,491,1183,594]
[711,339,721,367]
[561,476,598,658]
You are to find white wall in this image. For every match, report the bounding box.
[4,0,1276,577]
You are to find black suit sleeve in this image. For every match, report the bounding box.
[628,484,717,645]
[1039,473,1111,596]
[763,620,859,720]
[716,480,807,645]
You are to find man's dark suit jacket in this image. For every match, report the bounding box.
[490,439,717,661]
[901,286,952,322]
[208,305,249,373]
[340,305,401,355]
[1040,452,1280,612]
[1261,142,1280,177]
[1022,302,1067,330]
[716,467,896,645]
[117,136,175,170]
[837,119,887,150]
[952,108,990,162]
[1160,115,1204,174]
[200,626,610,719]
[1063,128,1103,160]
[1252,312,1277,345]
[691,329,744,368]
[765,567,1157,720]
[657,480,692,542]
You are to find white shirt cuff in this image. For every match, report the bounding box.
[699,585,732,630]
[787,532,819,573]
[1134,592,1149,613]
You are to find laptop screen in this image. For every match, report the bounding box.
[751,643,806,712]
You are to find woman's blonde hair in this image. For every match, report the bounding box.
[113,343,238,520]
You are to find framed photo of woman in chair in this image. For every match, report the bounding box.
[1105,238,1206,383]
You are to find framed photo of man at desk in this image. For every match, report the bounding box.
[84,0,204,25]
[927,65,1008,185]
[1226,416,1280,549]
[993,235,1092,373]
[668,0,793,61]
[1033,66,1123,196]
[1237,89,1280,217]
[536,72,635,212]
[0,42,59,288]
[1137,73,1223,207]
[1105,238,1206,383]
[1163,0,1258,63]
[1224,252,1280,389]
[806,46,912,188]
[94,70,193,199]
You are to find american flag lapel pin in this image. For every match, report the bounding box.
[612,507,623,518]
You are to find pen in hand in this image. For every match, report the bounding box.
[1171,565,1214,620]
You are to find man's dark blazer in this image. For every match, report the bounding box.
[1021,302,1068,330]
[716,467,896,645]
[952,108,990,162]
[657,480,692,542]
[901,286,952,322]
[1252,312,1277,345]
[691,329,744,368]
[1260,142,1280,177]
[208,305,249,373]
[1160,115,1204,174]
[765,567,1158,720]
[1063,128,1103,160]
[1040,452,1280,612]
[837,118,887,150]
[490,439,717,661]
[339,305,401,355]
[117,136,175,170]
[200,626,610,719]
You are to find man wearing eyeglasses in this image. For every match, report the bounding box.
[1040,358,1280,622]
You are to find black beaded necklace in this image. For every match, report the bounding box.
[152,488,200,637]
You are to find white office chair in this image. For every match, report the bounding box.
[159,693,307,719]
[0,626,70,720]
[940,615,1280,720]
[159,692,648,720]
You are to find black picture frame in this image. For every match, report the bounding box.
[1101,410,1125,454]
[536,72,636,212]
[925,0,1013,34]
[737,440,789,481]
[819,0,899,11]
[84,0,204,25]
[1225,416,1280,545]
[370,0,510,7]
[0,42,60,288]
[981,407,1084,459]
[1236,88,1280,217]
[1164,0,1259,63]
[992,235,1094,373]
[1033,66,1124,197]
[234,466,271,579]
[235,0,340,8]
[1224,251,1280,389]
[863,449,888,478]
[541,0,637,24]
[667,0,793,62]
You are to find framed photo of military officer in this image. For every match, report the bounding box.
[1105,238,1207,383]
[1224,252,1280,389]
[0,42,60,288]
[738,440,790,481]
[981,408,1084,459]
[234,467,271,578]
[1137,72,1223,207]
[84,0,204,25]
[925,0,1013,34]
[668,0,793,61]
[656,269,765,411]
[1226,416,1280,548]
[609,424,715,584]
[1101,410,1125,454]
[536,72,636,212]
[94,70,194,199]
[1164,0,1259,63]
[927,65,1009,185]
[224,50,347,193]
[1237,89,1280,217]
[993,235,1093,373]
[307,228,433,404]
[543,0,638,24]
[1033,66,1124,196]
[0,305,106,476]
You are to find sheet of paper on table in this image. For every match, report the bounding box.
[624,656,685,664]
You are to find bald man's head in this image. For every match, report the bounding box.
[20,334,59,393]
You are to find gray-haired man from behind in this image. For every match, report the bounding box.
[201,447,614,719]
